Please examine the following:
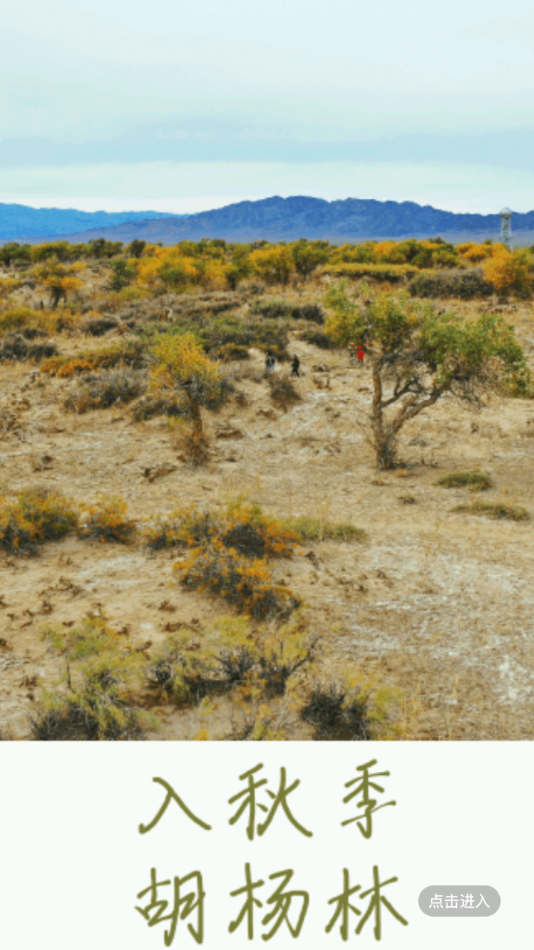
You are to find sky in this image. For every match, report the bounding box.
[2,0,533,215]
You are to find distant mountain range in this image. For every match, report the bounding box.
[3,196,534,246]
[0,203,182,242]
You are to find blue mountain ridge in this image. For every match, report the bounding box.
[2,196,534,244]
[0,203,184,241]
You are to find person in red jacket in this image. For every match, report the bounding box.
[356,344,365,366]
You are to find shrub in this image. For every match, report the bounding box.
[0,242,32,267]
[64,368,148,413]
[144,499,297,558]
[291,303,325,324]
[32,613,149,740]
[128,240,147,259]
[110,259,136,291]
[483,248,533,297]
[297,327,336,349]
[172,418,212,467]
[0,334,58,362]
[291,240,329,277]
[86,239,124,260]
[284,516,367,543]
[250,299,293,319]
[41,340,146,376]
[0,307,47,336]
[0,488,78,556]
[182,314,290,362]
[408,268,494,299]
[77,496,137,543]
[223,498,299,558]
[300,681,372,740]
[267,376,301,411]
[452,500,529,521]
[250,246,295,285]
[146,615,316,707]
[143,505,224,551]
[176,538,299,619]
[131,393,187,422]
[435,471,493,491]
[83,318,119,336]
[33,258,85,308]
[324,262,417,282]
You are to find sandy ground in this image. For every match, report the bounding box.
[1,299,534,740]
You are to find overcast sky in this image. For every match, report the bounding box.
[2,0,533,213]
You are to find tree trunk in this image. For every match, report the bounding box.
[370,358,398,469]
[187,394,203,435]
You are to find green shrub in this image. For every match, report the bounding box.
[435,471,493,491]
[32,613,151,740]
[452,500,529,521]
[284,516,367,543]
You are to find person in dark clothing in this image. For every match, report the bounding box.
[290,354,301,378]
[265,351,275,375]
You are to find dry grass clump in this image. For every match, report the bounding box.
[300,681,372,740]
[0,488,78,556]
[452,500,530,521]
[32,613,153,740]
[284,516,367,543]
[398,494,417,505]
[435,471,493,491]
[64,368,148,413]
[77,495,137,543]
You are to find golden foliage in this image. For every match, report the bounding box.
[482,247,533,295]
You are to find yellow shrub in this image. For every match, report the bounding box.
[0,488,78,556]
[249,246,295,285]
[483,248,533,295]
[78,495,137,544]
